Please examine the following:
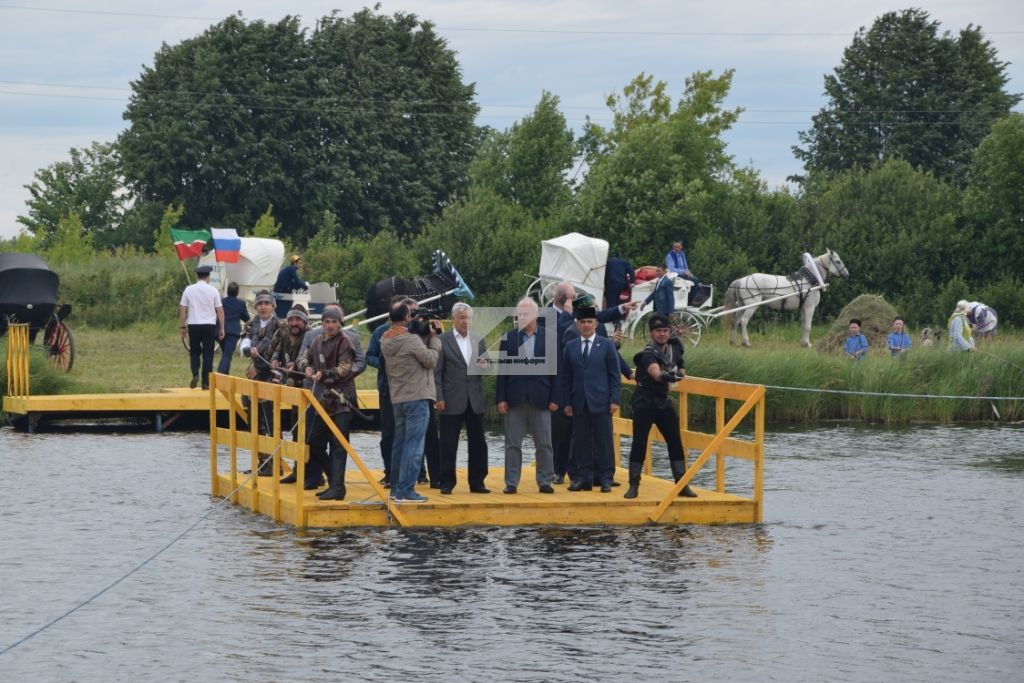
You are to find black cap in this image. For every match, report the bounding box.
[574,305,597,321]
[195,265,213,275]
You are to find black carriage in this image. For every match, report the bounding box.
[0,253,75,371]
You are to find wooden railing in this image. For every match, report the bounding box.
[207,373,406,527]
[611,376,765,523]
[4,323,31,400]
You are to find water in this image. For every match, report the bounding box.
[0,424,1022,681]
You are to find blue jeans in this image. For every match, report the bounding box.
[218,333,240,375]
[390,400,430,498]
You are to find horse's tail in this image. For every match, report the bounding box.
[722,281,740,328]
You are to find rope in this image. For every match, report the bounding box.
[0,401,311,656]
[762,384,1024,401]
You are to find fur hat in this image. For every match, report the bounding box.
[254,290,275,305]
[286,304,309,324]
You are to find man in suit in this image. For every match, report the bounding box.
[561,302,621,492]
[496,298,558,494]
[604,253,635,309]
[542,283,577,484]
[435,302,490,494]
[644,265,676,316]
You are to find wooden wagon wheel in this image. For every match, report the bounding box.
[44,319,75,371]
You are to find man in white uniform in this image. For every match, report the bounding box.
[178,264,225,389]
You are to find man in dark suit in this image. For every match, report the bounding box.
[644,265,676,316]
[604,253,635,309]
[561,302,621,492]
[540,283,577,484]
[435,302,490,494]
[496,298,558,494]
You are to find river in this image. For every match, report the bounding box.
[0,424,1021,681]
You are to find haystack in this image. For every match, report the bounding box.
[815,294,899,354]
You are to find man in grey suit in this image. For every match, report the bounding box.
[435,302,490,494]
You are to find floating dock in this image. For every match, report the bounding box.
[208,373,766,528]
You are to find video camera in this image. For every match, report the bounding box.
[408,305,445,338]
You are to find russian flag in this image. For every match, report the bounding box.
[210,228,241,263]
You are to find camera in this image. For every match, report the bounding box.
[408,305,444,338]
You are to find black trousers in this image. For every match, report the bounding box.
[307,410,352,467]
[423,407,440,483]
[439,406,488,489]
[378,388,394,478]
[551,410,574,478]
[571,407,614,486]
[628,393,685,465]
[187,324,217,385]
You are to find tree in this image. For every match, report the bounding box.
[18,141,127,248]
[794,9,1020,185]
[119,9,479,243]
[469,92,576,218]
[46,213,94,265]
[574,71,743,264]
[251,204,282,238]
[964,113,1024,280]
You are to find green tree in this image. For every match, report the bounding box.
[470,92,576,218]
[46,213,95,265]
[800,159,962,324]
[152,203,186,256]
[303,230,420,310]
[574,70,742,265]
[252,204,282,238]
[120,10,479,244]
[964,113,1024,280]
[17,141,127,248]
[795,9,1020,185]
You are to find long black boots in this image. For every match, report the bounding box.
[623,461,643,499]
[670,459,698,497]
[317,452,347,500]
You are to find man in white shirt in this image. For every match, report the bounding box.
[435,302,489,494]
[178,264,225,390]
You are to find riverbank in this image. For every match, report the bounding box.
[2,321,1022,423]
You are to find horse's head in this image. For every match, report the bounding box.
[824,248,850,281]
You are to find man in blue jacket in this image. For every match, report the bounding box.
[665,242,699,284]
[643,265,676,316]
[496,298,558,494]
[561,302,621,492]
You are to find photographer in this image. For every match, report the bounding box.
[380,301,442,504]
[624,315,697,500]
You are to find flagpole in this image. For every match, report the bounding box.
[180,259,193,286]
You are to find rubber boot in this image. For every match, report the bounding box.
[318,452,348,501]
[303,451,325,490]
[256,455,274,477]
[623,461,643,499]
[670,459,698,498]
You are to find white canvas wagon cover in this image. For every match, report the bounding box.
[200,237,285,289]
[538,233,609,300]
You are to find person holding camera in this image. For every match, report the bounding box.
[380,301,442,503]
[435,302,490,494]
[624,315,697,499]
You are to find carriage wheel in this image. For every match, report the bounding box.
[45,320,75,371]
[670,311,703,347]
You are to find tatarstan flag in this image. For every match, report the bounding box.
[169,228,211,260]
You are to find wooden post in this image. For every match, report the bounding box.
[249,381,259,512]
[715,396,726,493]
[754,392,765,523]
[209,373,218,496]
[272,383,283,522]
[229,376,238,503]
[295,395,307,528]
[678,381,688,469]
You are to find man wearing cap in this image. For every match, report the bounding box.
[299,306,358,500]
[269,304,310,386]
[274,254,310,294]
[560,302,621,492]
[178,264,225,390]
[624,314,697,499]
[239,290,283,464]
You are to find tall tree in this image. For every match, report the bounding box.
[18,141,127,248]
[794,9,1020,185]
[119,9,479,243]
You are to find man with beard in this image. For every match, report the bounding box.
[624,314,697,499]
[299,307,358,501]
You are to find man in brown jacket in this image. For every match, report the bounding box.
[381,302,442,503]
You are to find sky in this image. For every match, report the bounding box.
[1,1,1022,239]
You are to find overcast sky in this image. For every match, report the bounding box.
[1,1,1022,239]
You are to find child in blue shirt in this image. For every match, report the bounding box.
[844,318,868,360]
[887,316,912,358]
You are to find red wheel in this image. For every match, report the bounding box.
[45,320,75,371]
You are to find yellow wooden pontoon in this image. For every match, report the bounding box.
[208,371,766,528]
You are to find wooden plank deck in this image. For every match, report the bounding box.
[213,466,758,528]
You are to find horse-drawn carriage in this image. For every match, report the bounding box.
[0,252,75,371]
[524,232,715,345]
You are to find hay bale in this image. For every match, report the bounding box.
[816,294,900,354]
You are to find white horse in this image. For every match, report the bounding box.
[725,249,850,348]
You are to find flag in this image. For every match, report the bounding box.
[170,228,210,261]
[210,227,242,263]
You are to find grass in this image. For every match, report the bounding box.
[3,318,1022,424]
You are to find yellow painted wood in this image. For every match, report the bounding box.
[754,394,765,523]
[209,374,217,496]
[680,376,762,401]
[716,395,726,493]
[681,431,758,460]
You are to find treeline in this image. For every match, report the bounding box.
[5,8,1023,329]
